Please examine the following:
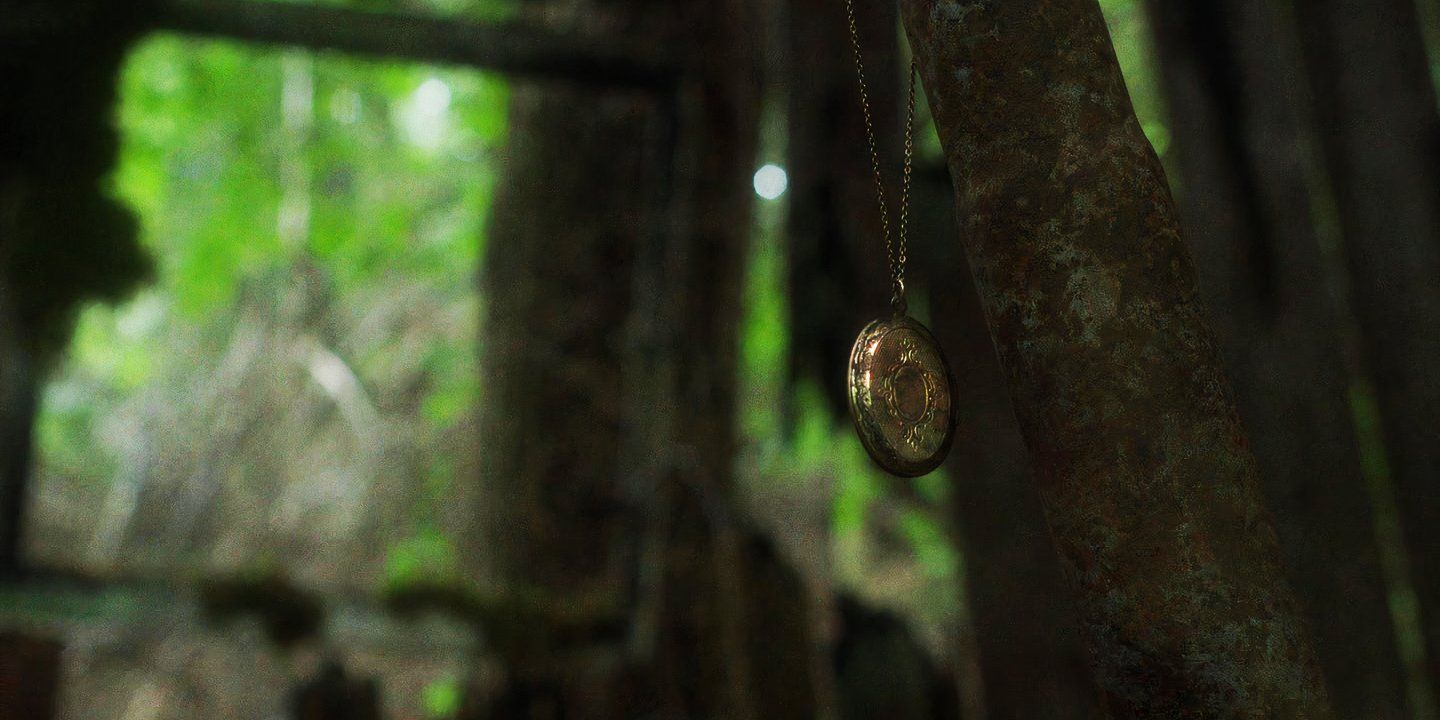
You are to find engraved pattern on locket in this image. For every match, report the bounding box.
[879,336,943,450]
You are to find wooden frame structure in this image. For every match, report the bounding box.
[0,0,683,642]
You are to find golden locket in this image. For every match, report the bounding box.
[847,314,956,476]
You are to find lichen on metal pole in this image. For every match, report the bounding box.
[898,0,1334,715]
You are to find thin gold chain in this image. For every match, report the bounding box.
[844,0,918,315]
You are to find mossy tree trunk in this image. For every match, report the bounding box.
[1146,1,1413,716]
[477,72,664,686]
[899,0,1333,715]
[917,165,1101,719]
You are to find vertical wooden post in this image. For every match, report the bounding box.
[899,0,1333,715]
[0,1,148,578]
[0,314,37,579]
[645,1,820,717]
[480,0,815,717]
[0,633,63,720]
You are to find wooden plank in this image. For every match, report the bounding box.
[144,0,676,88]
[0,577,480,655]
[1,0,679,88]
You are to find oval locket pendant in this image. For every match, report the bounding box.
[847,314,957,477]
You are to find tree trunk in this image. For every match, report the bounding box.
[1293,0,1440,692]
[474,6,679,713]
[477,75,666,715]
[1146,1,1412,717]
[918,165,1101,720]
[899,0,1334,715]
[478,77,662,631]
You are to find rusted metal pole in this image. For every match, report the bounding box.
[898,1,1334,715]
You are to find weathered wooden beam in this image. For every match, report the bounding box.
[899,0,1334,715]
[146,0,678,88]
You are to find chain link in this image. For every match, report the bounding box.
[844,0,918,315]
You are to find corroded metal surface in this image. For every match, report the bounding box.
[898,0,1334,716]
[847,315,956,477]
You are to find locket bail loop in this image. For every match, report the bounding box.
[891,281,907,316]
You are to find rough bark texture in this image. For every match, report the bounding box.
[899,1,1333,716]
[919,165,1101,719]
[1147,2,1412,717]
[1294,0,1440,690]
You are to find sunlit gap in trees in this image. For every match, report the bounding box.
[28,36,503,609]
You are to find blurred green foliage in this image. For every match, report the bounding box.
[108,37,504,316]
[422,675,464,718]
[383,524,461,591]
[1098,0,1171,161]
[738,167,961,635]
[32,33,507,587]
